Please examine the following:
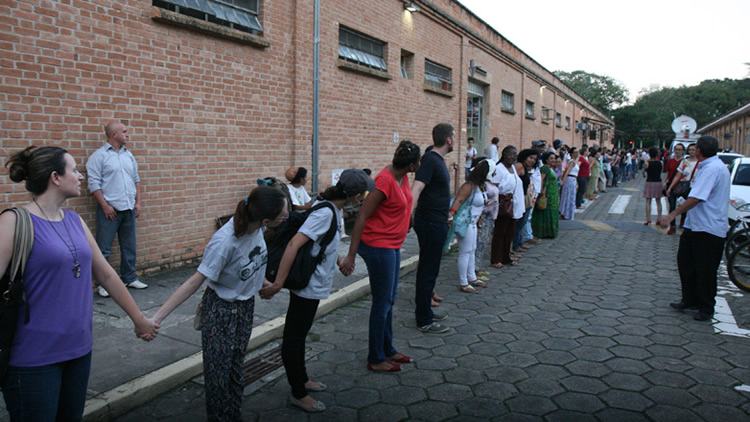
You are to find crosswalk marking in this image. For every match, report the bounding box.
[608,195,631,214]
[648,197,669,216]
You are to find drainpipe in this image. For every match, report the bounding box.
[312,0,321,193]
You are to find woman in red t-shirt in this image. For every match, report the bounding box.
[340,141,420,373]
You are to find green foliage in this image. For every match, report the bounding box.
[613,78,750,143]
[554,70,629,113]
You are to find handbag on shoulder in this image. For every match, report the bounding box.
[0,208,34,381]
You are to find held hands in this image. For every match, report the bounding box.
[338,255,355,276]
[260,279,282,300]
[134,314,160,341]
[657,214,673,229]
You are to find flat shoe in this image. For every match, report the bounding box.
[490,263,504,269]
[387,353,414,364]
[471,280,487,288]
[459,285,478,293]
[431,300,440,307]
[290,396,326,413]
[367,362,401,372]
[305,381,327,392]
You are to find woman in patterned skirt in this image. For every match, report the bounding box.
[559,147,579,220]
[532,152,561,239]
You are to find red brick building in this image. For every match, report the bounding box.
[1,0,614,272]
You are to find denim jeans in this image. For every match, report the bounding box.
[2,352,91,421]
[413,219,449,327]
[95,205,137,283]
[358,242,400,363]
[513,207,532,250]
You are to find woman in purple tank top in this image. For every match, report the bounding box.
[0,146,159,421]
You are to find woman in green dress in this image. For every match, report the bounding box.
[532,152,560,239]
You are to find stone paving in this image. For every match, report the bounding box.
[115,177,750,421]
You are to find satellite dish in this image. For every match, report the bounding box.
[671,115,697,135]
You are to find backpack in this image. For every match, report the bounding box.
[265,202,338,290]
[0,208,34,381]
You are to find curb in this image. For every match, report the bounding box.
[83,255,419,421]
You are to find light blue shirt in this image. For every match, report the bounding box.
[685,155,730,238]
[86,143,140,211]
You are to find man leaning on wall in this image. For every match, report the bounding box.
[87,120,148,297]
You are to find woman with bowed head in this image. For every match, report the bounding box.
[0,146,159,421]
[152,186,288,421]
[449,158,495,293]
[341,141,420,373]
[260,169,373,413]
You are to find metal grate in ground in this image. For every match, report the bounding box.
[242,345,284,386]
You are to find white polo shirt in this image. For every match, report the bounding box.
[684,155,730,238]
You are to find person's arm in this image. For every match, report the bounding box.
[134,183,142,218]
[80,216,158,340]
[259,232,312,299]
[152,271,206,325]
[658,198,700,227]
[561,162,574,180]
[341,189,386,275]
[87,153,117,220]
[0,211,16,280]
[410,181,425,214]
[449,183,473,217]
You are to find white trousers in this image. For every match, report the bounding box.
[457,223,478,285]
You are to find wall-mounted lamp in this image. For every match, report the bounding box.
[404,1,420,12]
[540,85,546,90]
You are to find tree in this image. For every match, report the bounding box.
[554,70,629,113]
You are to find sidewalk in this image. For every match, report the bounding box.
[0,230,421,421]
[116,178,750,420]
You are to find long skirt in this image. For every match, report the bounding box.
[560,177,577,220]
[475,217,495,269]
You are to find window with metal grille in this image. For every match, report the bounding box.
[565,116,571,130]
[501,90,515,112]
[555,112,562,127]
[525,100,535,119]
[338,27,387,71]
[400,50,414,79]
[424,59,452,92]
[153,0,262,33]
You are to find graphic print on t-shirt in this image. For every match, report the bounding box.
[240,245,267,282]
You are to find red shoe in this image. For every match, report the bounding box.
[367,362,401,372]
[388,353,414,364]
[667,226,675,235]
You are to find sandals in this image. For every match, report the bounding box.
[459,285,478,293]
[305,380,327,392]
[387,353,414,364]
[432,293,444,302]
[290,395,326,413]
[471,280,487,288]
[367,361,401,372]
[431,299,440,307]
[490,262,504,269]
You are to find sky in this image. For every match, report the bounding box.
[457,0,750,103]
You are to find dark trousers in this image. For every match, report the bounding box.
[667,194,687,228]
[201,288,255,422]
[2,352,91,422]
[413,219,449,327]
[282,293,320,399]
[576,176,589,207]
[95,206,137,283]
[358,242,400,364]
[611,167,619,187]
[677,229,725,314]
[491,214,517,265]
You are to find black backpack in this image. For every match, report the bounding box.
[265,202,338,290]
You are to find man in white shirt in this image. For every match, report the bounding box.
[659,136,730,321]
[464,137,477,181]
[484,136,500,162]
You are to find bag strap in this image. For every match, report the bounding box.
[315,202,338,251]
[2,207,34,280]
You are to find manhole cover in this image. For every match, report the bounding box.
[242,346,284,386]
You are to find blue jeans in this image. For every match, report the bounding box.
[413,219,449,327]
[2,352,91,421]
[513,207,532,250]
[358,242,400,364]
[95,205,137,284]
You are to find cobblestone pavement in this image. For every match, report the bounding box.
[116,178,750,421]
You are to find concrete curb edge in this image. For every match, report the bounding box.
[83,255,419,421]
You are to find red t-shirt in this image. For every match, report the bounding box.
[361,167,413,249]
[664,158,680,183]
[578,156,591,177]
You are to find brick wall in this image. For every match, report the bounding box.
[1,0,614,273]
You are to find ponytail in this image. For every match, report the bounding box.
[319,184,346,201]
[233,186,286,237]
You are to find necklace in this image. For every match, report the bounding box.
[33,199,81,278]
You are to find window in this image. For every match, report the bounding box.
[565,116,571,130]
[541,107,552,123]
[400,50,414,79]
[555,112,562,127]
[424,59,453,92]
[153,0,262,33]
[501,90,515,113]
[525,100,535,119]
[338,27,387,71]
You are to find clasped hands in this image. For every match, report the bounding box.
[134,314,160,342]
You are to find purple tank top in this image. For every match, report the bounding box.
[10,209,93,367]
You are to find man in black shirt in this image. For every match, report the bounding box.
[411,123,454,334]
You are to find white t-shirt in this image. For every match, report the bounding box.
[288,184,311,206]
[197,218,267,301]
[465,147,478,168]
[292,201,343,300]
[484,144,499,162]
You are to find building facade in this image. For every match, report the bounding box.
[1,0,614,271]
[698,102,750,154]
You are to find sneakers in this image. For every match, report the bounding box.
[418,322,449,334]
[97,286,110,297]
[127,279,149,289]
[432,310,448,321]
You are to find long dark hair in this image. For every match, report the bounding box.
[5,146,68,195]
[233,186,287,237]
[467,160,490,186]
[392,140,420,170]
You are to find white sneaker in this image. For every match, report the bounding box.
[126,279,149,289]
[97,286,110,298]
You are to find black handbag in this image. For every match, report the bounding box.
[0,208,34,382]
